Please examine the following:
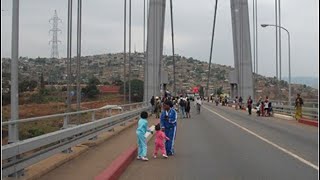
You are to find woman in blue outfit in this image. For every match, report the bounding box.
[160,100,177,156]
[136,111,152,161]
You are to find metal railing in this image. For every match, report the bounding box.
[272,105,318,120]
[213,101,318,121]
[2,102,147,126]
[269,99,318,108]
[2,102,149,177]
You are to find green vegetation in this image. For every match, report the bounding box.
[19,120,61,140]
[120,79,144,102]
[216,87,223,96]
[19,80,38,92]
[112,79,124,86]
[82,77,101,99]
[199,86,204,97]
[2,93,10,105]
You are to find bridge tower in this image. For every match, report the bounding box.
[230,0,254,101]
[144,0,166,101]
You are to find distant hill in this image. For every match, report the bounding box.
[1,54,318,101]
[282,77,318,89]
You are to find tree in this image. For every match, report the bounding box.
[112,79,124,86]
[2,92,10,105]
[81,77,100,98]
[215,70,225,80]
[199,86,204,97]
[19,80,38,92]
[216,87,223,96]
[120,79,144,102]
[82,84,99,98]
[88,76,101,85]
[40,73,45,89]
[280,80,288,87]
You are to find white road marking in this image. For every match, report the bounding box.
[203,106,319,171]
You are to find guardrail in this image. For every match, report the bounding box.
[272,105,318,120]
[2,102,147,126]
[269,99,318,108]
[2,102,149,177]
[218,101,318,121]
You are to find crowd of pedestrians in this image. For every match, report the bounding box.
[208,93,304,119]
[136,93,206,161]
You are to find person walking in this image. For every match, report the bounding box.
[194,97,202,114]
[264,96,269,116]
[215,96,219,106]
[154,97,161,118]
[185,98,191,118]
[153,123,170,158]
[247,96,253,115]
[160,100,177,156]
[295,93,304,120]
[179,97,186,118]
[150,96,155,115]
[239,96,243,109]
[235,96,239,110]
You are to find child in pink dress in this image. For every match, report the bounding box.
[153,123,170,158]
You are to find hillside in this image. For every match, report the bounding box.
[282,77,318,89]
[2,53,318,101]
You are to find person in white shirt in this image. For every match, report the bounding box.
[194,97,202,114]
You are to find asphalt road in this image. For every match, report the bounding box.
[120,102,318,180]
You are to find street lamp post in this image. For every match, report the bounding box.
[261,24,291,106]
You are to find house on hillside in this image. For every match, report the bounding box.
[98,85,120,94]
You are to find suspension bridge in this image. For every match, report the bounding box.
[2,0,318,179]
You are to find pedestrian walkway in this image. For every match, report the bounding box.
[37,117,159,180]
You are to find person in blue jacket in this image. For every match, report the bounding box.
[160,100,177,156]
[136,111,153,161]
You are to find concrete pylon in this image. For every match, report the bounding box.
[144,0,166,102]
[230,0,254,101]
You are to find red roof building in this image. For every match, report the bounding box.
[98,85,120,94]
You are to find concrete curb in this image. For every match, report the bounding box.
[13,118,139,180]
[95,126,156,180]
[273,113,295,121]
[298,118,318,127]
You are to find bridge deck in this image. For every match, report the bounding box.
[120,103,318,180]
[37,117,159,180]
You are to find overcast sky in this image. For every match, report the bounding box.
[1,0,319,78]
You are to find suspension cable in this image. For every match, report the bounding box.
[206,0,219,98]
[123,0,127,104]
[169,0,176,96]
[128,0,132,103]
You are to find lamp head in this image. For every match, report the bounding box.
[261,24,269,28]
